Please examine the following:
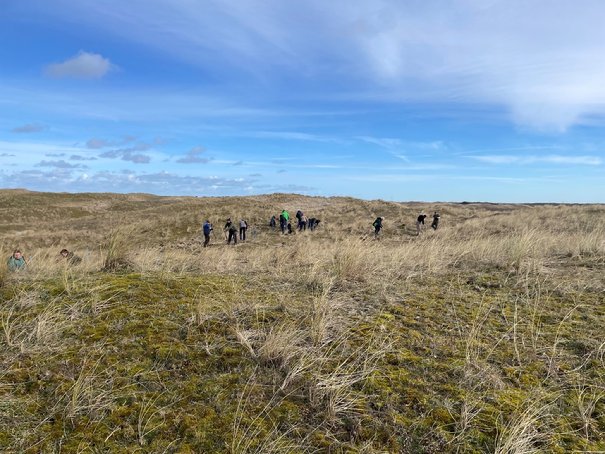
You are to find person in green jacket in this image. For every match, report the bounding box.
[7,249,26,271]
[280,209,290,234]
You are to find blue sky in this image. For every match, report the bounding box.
[1,0,604,202]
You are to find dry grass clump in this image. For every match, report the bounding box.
[101,227,135,271]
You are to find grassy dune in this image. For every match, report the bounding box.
[1,190,604,453]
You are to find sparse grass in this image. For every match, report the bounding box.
[0,191,604,452]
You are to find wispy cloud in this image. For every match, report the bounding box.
[175,146,210,164]
[99,144,152,164]
[36,159,86,169]
[86,136,135,149]
[70,154,97,161]
[249,131,345,144]
[11,123,46,133]
[33,0,605,129]
[469,154,603,166]
[45,51,114,79]
[356,136,444,162]
[86,138,111,149]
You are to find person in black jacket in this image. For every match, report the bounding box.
[372,217,384,238]
[224,218,238,245]
[416,213,427,235]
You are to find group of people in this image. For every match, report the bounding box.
[202,208,441,248]
[372,211,441,238]
[269,210,321,235]
[416,211,441,235]
[6,248,81,272]
[202,209,323,247]
[7,210,443,271]
[202,218,249,247]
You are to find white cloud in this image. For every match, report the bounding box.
[45,51,113,79]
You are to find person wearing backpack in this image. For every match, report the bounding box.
[239,219,248,241]
[372,217,384,238]
[202,220,213,247]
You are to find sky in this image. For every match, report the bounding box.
[1,0,605,202]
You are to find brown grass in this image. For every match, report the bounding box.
[0,190,604,452]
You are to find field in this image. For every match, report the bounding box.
[1,189,604,453]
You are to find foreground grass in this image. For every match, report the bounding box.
[1,268,603,452]
[0,191,604,452]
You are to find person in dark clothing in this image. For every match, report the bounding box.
[431,212,441,230]
[269,215,276,229]
[298,214,308,231]
[239,219,248,241]
[372,217,384,238]
[59,248,82,265]
[279,212,288,234]
[202,220,213,247]
[224,218,238,245]
[416,213,428,235]
[308,218,321,231]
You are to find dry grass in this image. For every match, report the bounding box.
[0,190,604,452]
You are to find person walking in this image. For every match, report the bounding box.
[202,220,213,247]
[7,249,26,271]
[239,219,248,241]
[372,217,384,238]
[224,218,238,245]
[416,213,428,235]
[431,212,441,230]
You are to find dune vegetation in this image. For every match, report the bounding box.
[0,189,604,453]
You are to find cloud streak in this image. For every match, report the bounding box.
[11,123,46,133]
[469,154,603,166]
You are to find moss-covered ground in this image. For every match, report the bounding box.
[1,268,603,453]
